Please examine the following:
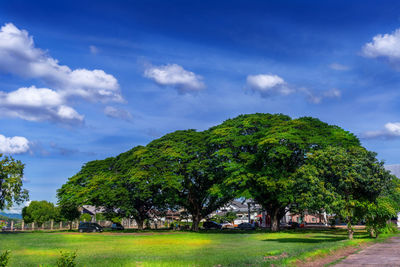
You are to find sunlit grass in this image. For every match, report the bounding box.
[0,229,394,266]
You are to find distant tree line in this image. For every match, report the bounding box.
[56,113,400,238]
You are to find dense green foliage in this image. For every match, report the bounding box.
[146,130,236,230]
[295,146,397,238]
[79,213,91,222]
[57,113,399,234]
[209,114,361,231]
[58,204,81,230]
[22,201,57,227]
[0,250,10,267]
[56,251,77,267]
[211,211,237,224]
[0,154,28,210]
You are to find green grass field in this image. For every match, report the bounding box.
[0,229,393,266]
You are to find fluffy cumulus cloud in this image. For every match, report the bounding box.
[0,23,122,102]
[0,134,30,154]
[363,122,400,139]
[0,23,126,125]
[144,64,205,93]
[362,28,400,60]
[0,86,83,123]
[104,106,133,121]
[246,74,293,96]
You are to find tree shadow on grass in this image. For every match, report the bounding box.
[261,236,347,243]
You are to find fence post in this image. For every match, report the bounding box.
[10,220,13,231]
[22,220,24,231]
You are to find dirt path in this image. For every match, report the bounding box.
[334,235,400,266]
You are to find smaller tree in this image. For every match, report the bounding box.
[364,178,400,237]
[22,201,56,228]
[295,146,393,239]
[59,204,81,230]
[0,154,29,210]
[364,197,397,238]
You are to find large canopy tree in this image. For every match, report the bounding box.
[209,113,360,231]
[57,157,116,208]
[0,154,29,211]
[146,130,236,231]
[57,146,174,230]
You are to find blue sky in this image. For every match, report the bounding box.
[1,0,400,209]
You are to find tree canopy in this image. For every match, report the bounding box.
[209,114,360,231]
[295,146,395,238]
[146,130,236,231]
[22,200,56,227]
[57,113,398,234]
[0,154,29,211]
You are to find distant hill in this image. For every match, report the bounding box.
[0,212,22,220]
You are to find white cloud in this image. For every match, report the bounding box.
[302,88,341,104]
[385,122,400,136]
[144,64,205,93]
[329,63,350,71]
[362,28,400,60]
[104,106,133,121]
[363,122,400,139]
[0,134,30,154]
[0,86,84,124]
[385,164,400,178]
[0,23,122,102]
[246,74,293,96]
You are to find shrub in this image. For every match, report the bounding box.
[56,250,77,267]
[0,250,11,267]
[79,213,91,222]
[380,222,399,235]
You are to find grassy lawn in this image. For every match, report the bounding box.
[0,229,394,266]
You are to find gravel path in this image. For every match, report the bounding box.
[335,235,400,266]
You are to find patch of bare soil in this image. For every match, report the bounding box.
[264,252,288,261]
[295,243,370,267]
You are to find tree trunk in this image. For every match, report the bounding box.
[270,208,280,232]
[136,218,144,230]
[191,213,201,232]
[69,221,72,230]
[369,228,375,238]
[347,223,354,240]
